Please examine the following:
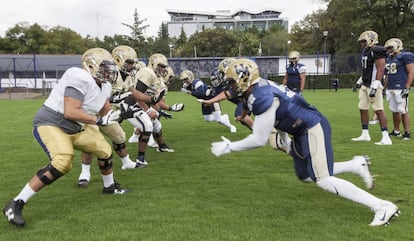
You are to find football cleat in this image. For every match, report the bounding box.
[374,138,392,146]
[352,155,374,190]
[136,156,148,168]
[157,143,175,152]
[128,134,139,143]
[389,131,401,137]
[3,199,25,226]
[402,132,410,140]
[147,135,159,148]
[78,179,90,188]
[102,182,129,194]
[351,134,371,142]
[369,201,400,226]
[77,172,91,188]
[368,120,378,125]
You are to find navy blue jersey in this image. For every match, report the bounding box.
[246,79,322,136]
[386,51,414,89]
[361,45,387,87]
[190,79,211,100]
[285,63,306,92]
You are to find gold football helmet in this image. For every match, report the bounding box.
[112,45,138,77]
[288,51,300,63]
[82,47,118,83]
[135,60,147,71]
[148,53,169,77]
[164,66,175,85]
[218,57,237,74]
[384,38,403,56]
[358,30,378,47]
[180,70,195,89]
[225,58,260,94]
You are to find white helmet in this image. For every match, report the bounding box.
[384,38,403,56]
[82,47,118,83]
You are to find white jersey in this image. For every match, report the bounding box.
[44,67,112,115]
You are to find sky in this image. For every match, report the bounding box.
[0,0,327,39]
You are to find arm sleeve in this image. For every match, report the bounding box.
[229,98,279,151]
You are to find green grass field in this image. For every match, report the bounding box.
[0,89,413,241]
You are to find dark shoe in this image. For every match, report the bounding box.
[156,143,175,152]
[135,156,148,168]
[102,182,128,194]
[403,132,411,140]
[3,199,25,226]
[389,130,401,137]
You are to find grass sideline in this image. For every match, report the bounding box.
[0,89,413,241]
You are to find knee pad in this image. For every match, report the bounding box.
[98,155,113,172]
[36,164,63,185]
[139,132,151,143]
[112,142,126,152]
[153,130,162,139]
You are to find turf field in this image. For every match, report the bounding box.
[0,89,412,241]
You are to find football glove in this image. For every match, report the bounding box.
[401,88,410,98]
[96,109,121,126]
[211,136,232,157]
[159,110,173,119]
[352,83,361,92]
[110,92,131,103]
[181,88,191,94]
[151,88,166,104]
[170,103,185,112]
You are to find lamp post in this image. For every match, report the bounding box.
[168,43,173,58]
[285,40,291,66]
[323,31,328,75]
[144,38,148,63]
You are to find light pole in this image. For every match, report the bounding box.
[285,40,291,66]
[323,31,328,75]
[144,38,148,63]
[168,43,173,58]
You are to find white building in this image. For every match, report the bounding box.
[165,8,288,38]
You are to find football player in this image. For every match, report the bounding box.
[204,57,254,130]
[3,48,130,226]
[384,38,414,140]
[77,46,166,187]
[133,53,184,152]
[180,69,236,132]
[207,58,399,226]
[282,51,306,94]
[128,65,175,146]
[351,30,392,145]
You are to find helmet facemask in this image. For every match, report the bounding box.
[97,60,118,83]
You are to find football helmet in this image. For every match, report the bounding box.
[210,67,224,87]
[82,47,118,83]
[180,70,195,89]
[289,51,300,63]
[148,53,169,77]
[164,66,175,85]
[225,58,260,94]
[218,57,237,74]
[135,60,147,70]
[358,30,378,47]
[384,38,403,56]
[112,45,138,76]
